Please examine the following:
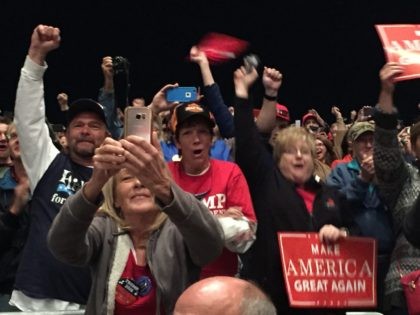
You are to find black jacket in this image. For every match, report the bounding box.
[234,97,356,314]
[0,171,30,294]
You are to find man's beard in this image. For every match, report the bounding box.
[71,142,95,159]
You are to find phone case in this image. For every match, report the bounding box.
[124,107,152,142]
[166,87,197,102]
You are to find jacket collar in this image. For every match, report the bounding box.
[347,159,360,171]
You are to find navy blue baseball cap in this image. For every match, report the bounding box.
[66,98,107,127]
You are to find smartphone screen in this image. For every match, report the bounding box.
[124,107,152,142]
[166,87,197,102]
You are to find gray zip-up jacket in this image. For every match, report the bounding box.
[47,183,224,315]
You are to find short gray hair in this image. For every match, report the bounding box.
[240,282,277,315]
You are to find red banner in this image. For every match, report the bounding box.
[278,233,376,308]
[375,24,420,81]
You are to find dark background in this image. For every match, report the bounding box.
[0,0,419,125]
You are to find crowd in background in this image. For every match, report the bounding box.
[0,24,419,315]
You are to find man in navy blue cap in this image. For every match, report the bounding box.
[11,24,109,311]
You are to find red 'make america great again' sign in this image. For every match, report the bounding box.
[278,233,377,308]
[375,24,420,81]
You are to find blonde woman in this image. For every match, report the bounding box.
[48,135,223,315]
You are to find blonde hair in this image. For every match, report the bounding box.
[6,122,16,138]
[99,173,167,234]
[272,126,316,163]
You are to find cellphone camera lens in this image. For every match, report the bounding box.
[135,114,141,119]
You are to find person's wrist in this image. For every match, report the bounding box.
[28,48,47,66]
[235,88,248,99]
[154,180,173,206]
[104,74,113,81]
[198,60,210,68]
[148,102,160,115]
[264,88,278,97]
[83,179,105,204]
[263,93,277,101]
[380,84,394,95]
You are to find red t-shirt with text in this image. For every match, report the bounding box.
[168,159,256,278]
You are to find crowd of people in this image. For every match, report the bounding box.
[0,23,419,315]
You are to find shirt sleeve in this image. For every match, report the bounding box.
[203,83,234,139]
[14,56,59,192]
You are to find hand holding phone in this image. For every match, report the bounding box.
[124,107,152,143]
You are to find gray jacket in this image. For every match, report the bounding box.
[404,192,420,248]
[47,183,224,315]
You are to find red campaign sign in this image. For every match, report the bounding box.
[375,24,420,81]
[278,232,377,309]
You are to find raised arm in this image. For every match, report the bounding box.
[190,46,234,138]
[373,62,406,209]
[308,109,328,129]
[330,106,347,158]
[255,67,283,133]
[14,24,61,192]
[233,66,275,186]
[378,62,404,113]
[148,83,179,116]
[98,56,123,139]
[54,92,69,125]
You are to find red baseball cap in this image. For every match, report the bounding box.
[302,112,317,125]
[276,104,290,122]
